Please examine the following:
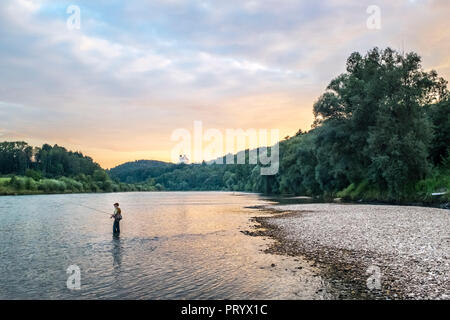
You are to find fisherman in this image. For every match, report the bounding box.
[111,203,122,234]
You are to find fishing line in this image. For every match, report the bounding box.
[67,201,112,216]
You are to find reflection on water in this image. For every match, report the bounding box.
[112,236,122,270]
[0,192,329,299]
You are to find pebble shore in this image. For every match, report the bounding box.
[253,203,449,299]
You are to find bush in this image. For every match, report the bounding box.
[25,169,42,181]
[102,180,114,192]
[336,183,356,199]
[112,184,120,192]
[415,168,450,202]
[38,179,67,192]
[60,177,84,192]
[9,176,26,190]
[93,169,109,182]
[119,183,130,192]
[90,182,101,193]
[25,177,38,191]
[336,180,386,202]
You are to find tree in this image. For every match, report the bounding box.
[312,48,448,198]
[427,98,450,165]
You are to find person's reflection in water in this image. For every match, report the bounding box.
[112,235,123,271]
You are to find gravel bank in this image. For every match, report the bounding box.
[259,204,449,299]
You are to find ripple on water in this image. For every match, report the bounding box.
[0,192,326,299]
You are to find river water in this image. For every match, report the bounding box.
[0,192,329,299]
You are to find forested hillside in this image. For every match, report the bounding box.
[107,160,175,184]
[110,48,450,203]
[0,143,158,195]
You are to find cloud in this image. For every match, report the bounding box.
[0,0,449,167]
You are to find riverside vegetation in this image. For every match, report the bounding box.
[0,142,162,195]
[1,48,449,204]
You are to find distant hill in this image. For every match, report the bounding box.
[107,153,263,192]
[108,160,177,183]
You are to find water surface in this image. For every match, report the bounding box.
[0,192,328,299]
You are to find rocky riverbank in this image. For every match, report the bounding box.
[246,204,449,300]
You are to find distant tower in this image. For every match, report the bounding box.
[178,154,189,164]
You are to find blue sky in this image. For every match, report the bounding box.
[0,0,449,167]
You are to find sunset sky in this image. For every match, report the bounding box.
[0,0,449,168]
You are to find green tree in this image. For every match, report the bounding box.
[426,98,450,165]
[313,48,448,198]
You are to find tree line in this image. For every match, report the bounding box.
[110,48,450,203]
[0,143,159,195]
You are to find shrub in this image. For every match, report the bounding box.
[25,169,42,181]
[415,168,450,202]
[59,177,84,192]
[38,179,67,192]
[102,180,114,192]
[25,177,38,191]
[9,176,26,190]
[336,183,355,199]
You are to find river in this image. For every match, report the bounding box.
[0,192,329,299]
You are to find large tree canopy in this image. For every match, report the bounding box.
[312,48,448,198]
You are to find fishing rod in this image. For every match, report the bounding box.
[67,201,112,216]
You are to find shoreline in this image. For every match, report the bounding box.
[245,204,449,300]
[2,189,449,209]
